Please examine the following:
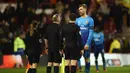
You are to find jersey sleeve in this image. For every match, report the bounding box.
[109,42,114,53]
[85,18,94,47]
[14,38,18,52]
[100,32,104,44]
[75,18,79,25]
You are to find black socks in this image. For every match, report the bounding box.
[65,66,69,73]
[71,66,76,73]
[31,68,36,73]
[54,66,59,73]
[27,68,36,73]
[47,66,52,73]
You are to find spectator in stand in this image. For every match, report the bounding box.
[109,35,121,53]
[61,8,70,24]
[3,4,15,21]
[69,0,81,14]
[122,36,129,53]
[16,1,26,27]
[98,0,110,23]
[0,8,3,21]
[94,12,104,31]
[122,0,130,27]
[0,20,14,55]
[27,7,36,25]
[8,16,20,34]
[14,30,25,68]
[104,18,116,35]
[110,0,123,33]
[0,20,6,54]
[55,0,64,15]
[88,0,99,16]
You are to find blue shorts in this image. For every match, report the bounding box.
[94,44,104,53]
[14,48,24,55]
[84,49,90,59]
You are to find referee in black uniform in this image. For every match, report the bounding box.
[61,13,83,73]
[25,21,43,73]
[44,14,62,73]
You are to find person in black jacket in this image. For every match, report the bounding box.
[61,13,83,73]
[25,20,43,73]
[44,14,62,73]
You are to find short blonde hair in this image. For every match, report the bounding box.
[52,14,59,22]
[79,4,87,9]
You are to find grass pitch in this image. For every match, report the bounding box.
[0,66,130,73]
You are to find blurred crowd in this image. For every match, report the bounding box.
[0,0,130,54]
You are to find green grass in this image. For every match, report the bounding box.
[0,66,130,73]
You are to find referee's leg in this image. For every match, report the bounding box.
[46,51,53,73]
[64,49,70,73]
[27,54,33,73]
[27,54,40,73]
[53,51,61,73]
[70,48,79,73]
[31,54,40,73]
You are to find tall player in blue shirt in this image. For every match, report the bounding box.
[93,26,106,72]
[76,4,94,73]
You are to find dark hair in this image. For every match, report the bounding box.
[94,26,101,32]
[69,13,76,21]
[114,34,120,38]
[79,4,87,9]
[16,29,24,36]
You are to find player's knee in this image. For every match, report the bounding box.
[53,63,60,66]
[71,60,77,66]
[65,60,70,66]
[48,62,53,66]
[32,63,38,68]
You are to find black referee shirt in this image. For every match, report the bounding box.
[45,23,61,52]
[25,30,42,55]
[61,23,83,50]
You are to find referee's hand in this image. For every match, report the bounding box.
[44,49,48,55]
[59,50,63,56]
[80,50,84,55]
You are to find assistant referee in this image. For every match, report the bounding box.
[25,21,43,73]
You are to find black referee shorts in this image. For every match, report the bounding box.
[48,50,62,63]
[64,46,81,60]
[27,53,40,65]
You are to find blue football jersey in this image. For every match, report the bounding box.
[75,16,94,47]
[93,32,104,45]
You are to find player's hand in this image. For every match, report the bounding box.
[84,45,89,50]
